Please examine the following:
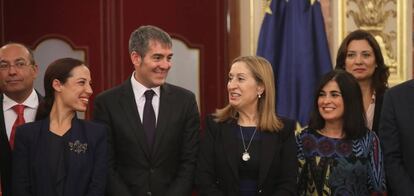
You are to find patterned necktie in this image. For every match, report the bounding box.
[143,90,156,148]
[10,104,26,150]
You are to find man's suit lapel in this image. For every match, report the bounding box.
[0,95,10,148]
[35,90,43,107]
[151,84,172,158]
[119,80,151,157]
[222,122,240,181]
[0,94,12,191]
[406,81,414,123]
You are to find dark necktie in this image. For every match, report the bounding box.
[10,104,26,150]
[143,90,156,148]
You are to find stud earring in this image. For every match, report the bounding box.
[258,94,262,99]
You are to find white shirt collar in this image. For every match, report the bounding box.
[130,72,160,98]
[3,89,39,111]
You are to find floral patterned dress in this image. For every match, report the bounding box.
[296,128,387,195]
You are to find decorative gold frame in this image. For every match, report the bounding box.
[337,0,412,85]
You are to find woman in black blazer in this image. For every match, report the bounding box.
[12,58,107,196]
[335,29,390,133]
[196,56,297,196]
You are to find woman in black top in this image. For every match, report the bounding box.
[196,56,297,196]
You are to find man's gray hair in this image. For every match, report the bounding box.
[128,25,172,57]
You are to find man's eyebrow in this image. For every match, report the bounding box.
[14,57,26,61]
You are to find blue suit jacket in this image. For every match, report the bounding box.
[12,117,107,196]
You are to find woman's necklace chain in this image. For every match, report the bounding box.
[239,125,257,161]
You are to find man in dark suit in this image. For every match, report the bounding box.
[379,79,414,196]
[93,25,200,196]
[0,43,40,196]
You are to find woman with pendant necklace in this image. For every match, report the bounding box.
[196,56,297,196]
[296,69,387,195]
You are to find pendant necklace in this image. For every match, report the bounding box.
[239,125,257,162]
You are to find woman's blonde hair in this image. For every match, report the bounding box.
[213,56,283,132]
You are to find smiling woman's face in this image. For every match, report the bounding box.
[55,65,93,112]
[318,80,344,124]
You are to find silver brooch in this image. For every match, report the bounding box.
[68,140,88,154]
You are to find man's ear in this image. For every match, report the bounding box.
[131,51,142,66]
[52,79,62,92]
[31,64,39,78]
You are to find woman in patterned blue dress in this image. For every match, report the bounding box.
[296,69,387,195]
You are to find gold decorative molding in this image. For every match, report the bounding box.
[263,0,273,14]
[347,0,396,30]
[338,0,412,85]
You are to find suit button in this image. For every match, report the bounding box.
[150,168,154,173]
[147,191,152,196]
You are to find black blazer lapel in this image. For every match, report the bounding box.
[258,132,278,186]
[222,122,240,181]
[34,119,55,191]
[64,118,87,194]
[118,80,151,157]
[372,93,384,133]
